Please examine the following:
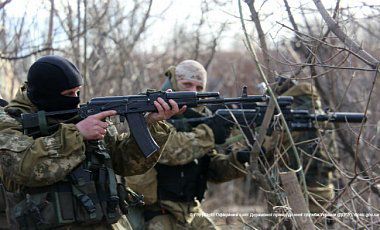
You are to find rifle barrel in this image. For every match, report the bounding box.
[313,112,366,123]
[198,95,268,105]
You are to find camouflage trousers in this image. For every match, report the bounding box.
[111,215,133,230]
[146,212,218,230]
[308,183,335,213]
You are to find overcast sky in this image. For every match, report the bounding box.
[145,0,379,51]
[5,0,380,51]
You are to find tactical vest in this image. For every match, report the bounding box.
[155,156,210,202]
[156,108,211,202]
[4,105,124,229]
[12,141,122,229]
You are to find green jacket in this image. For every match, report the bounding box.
[126,106,246,225]
[0,85,171,191]
[265,82,335,187]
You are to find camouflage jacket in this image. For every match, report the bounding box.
[0,85,171,191]
[264,82,336,187]
[126,106,246,224]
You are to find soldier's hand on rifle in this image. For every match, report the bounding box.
[235,147,266,164]
[236,149,251,164]
[205,116,234,144]
[145,92,187,124]
[76,110,117,140]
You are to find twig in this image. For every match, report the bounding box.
[0,47,58,60]
[312,0,380,69]
[239,0,309,210]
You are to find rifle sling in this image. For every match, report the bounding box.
[37,111,49,136]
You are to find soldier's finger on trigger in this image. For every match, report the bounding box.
[93,110,117,120]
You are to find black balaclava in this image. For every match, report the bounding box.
[27,55,83,112]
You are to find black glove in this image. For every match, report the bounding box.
[205,116,233,144]
[236,147,266,164]
[236,150,251,164]
[168,108,204,132]
[169,118,193,132]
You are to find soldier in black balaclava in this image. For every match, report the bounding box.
[26,55,83,112]
[0,55,182,230]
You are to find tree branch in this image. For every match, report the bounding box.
[313,0,380,69]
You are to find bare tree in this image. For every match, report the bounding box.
[1,1,379,228]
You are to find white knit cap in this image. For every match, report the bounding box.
[175,60,207,89]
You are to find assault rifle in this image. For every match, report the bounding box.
[20,87,268,157]
[168,96,366,143]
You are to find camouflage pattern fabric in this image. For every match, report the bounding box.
[0,86,171,228]
[105,118,171,177]
[158,106,214,165]
[111,215,134,230]
[0,86,170,189]
[146,209,217,230]
[0,95,9,230]
[145,200,218,230]
[0,110,86,188]
[126,106,215,204]
[126,167,158,205]
[266,82,335,213]
[146,214,178,230]
[128,149,246,226]
[308,184,335,213]
[126,106,246,229]
[207,149,247,183]
[191,211,218,230]
[158,123,214,165]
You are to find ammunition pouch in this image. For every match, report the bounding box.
[13,180,105,229]
[13,192,56,229]
[71,179,103,224]
[12,141,122,229]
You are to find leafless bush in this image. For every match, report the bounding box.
[0,0,379,228]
